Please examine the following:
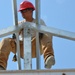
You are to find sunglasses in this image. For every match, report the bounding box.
[20,8,33,13]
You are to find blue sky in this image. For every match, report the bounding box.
[0,0,75,70]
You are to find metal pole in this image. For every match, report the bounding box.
[12,0,18,25]
[23,27,32,70]
[12,0,21,70]
[35,0,41,69]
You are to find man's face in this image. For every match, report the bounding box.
[20,8,33,19]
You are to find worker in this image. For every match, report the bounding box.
[0,0,55,70]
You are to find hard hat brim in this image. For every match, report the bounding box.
[18,8,35,12]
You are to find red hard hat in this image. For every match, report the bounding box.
[18,1,35,11]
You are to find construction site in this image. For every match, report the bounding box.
[0,0,75,75]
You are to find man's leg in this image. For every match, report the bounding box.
[41,34,55,69]
[0,38,16,70]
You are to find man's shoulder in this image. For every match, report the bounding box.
[18,19,26,24]
[33,19,46,26]
[33,18,44,21]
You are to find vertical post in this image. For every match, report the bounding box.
[35,0,41,69]
[23,26,32,70]
[12,0,21,70]
[12,0,18,25]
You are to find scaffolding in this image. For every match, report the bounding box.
[0,0,75,75]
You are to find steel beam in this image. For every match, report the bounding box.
[0,69,75,75]
[35,0,41,69]
[23,27,32,70]
[12,0,21,70]
[0,22,75,41]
